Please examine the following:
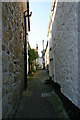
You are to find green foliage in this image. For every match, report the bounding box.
[28,49,38,74]
[28,49,38,64]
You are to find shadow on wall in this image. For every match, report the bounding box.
[49,80,80,120]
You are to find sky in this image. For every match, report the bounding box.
[28,1,52,56]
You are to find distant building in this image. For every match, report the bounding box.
[36,44,38,51]
[34,49,38,52]
[41,40,45,69]
[41,50,45,69]
[36,57,43,69]
[34,44,38,52]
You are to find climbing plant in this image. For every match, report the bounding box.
[28,49,38,73]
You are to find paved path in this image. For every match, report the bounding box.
[15,70,69,119]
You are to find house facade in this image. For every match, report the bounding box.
[48,0,80,109]
[36,57,43,69]
[41,50,45,69]
[47,1,55,80]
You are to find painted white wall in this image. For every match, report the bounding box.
[48,25,54,78]
[49,1,80,108]
[27,42,29,74]
[36,57,42,68]
[45,42,49,70]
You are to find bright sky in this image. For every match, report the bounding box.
[28,1,52,56]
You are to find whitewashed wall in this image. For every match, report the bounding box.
[48,25,54,79]
[27,42,29,74]
[45,42,49,70]
[51,2,80,108]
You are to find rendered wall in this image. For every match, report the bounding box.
[52,2,79,108]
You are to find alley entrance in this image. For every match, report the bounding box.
[15,70,68,119]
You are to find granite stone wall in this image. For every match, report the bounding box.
[51,2,80,108]
[0,2,2,119]
[2,2,27,118]
[78,1,80,108]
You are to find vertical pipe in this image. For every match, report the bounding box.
[24,0,30,90]
[24,13,27,90]
[27,1,30,31]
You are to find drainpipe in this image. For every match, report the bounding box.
[24,1,32,90]
[24,12,27,90]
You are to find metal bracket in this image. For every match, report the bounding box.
[24,10,32,17]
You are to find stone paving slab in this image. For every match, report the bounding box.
[15,70,69,119]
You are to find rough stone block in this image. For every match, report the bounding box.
[2,52,8,69]
[2,88,5,98]
[9,63,14,73]
[3,74,8,84]
[7,86,13,94]
[2,31,8,45]
[2,2,26,118]
[12,90,18,108]
[9,43,13,54]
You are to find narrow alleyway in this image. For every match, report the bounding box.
[15,70,69,119]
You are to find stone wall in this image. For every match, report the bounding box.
[2,2,27,118]
[78,1,80,108]
[51,2,80,108]
[0,2,2,120]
